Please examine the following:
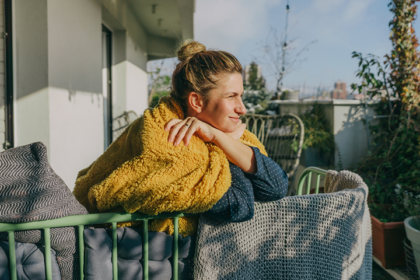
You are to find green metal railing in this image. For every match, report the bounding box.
[0,212,196,280]
[296,167,327,195]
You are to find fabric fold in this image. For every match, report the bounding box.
[194,170,372,279]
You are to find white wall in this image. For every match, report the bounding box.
[332,100,376,170]
[14,87,104,189]
[15,88,50,153]
[47,0,102,93]
[49,87,104,189]
[126,61,148,115]
[103,0,151,118]
[14,0,49,155]
[14,0,104,190]
[112,60,148,118]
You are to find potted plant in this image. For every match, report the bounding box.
[401,189,420,274]
[294,103,334,168]
[350,0,420,269]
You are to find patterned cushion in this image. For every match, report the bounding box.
[0,142,88,280]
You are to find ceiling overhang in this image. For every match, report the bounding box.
[127,0,195,60]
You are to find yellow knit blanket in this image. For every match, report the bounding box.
[73,96,267,236]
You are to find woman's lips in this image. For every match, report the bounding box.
[229,117,241,123]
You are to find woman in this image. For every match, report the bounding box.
[73,40,289,279]
[73,40,288,232]
[164,40,289,222]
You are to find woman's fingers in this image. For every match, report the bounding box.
[167,118,192,144]
[164,119,182,131]
[183,119,199,146]
[167,118,188,142]
[165,117,213,146]
[173,118,194,145]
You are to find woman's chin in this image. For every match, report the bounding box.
[219,126,237,133]
[210,121,237,133]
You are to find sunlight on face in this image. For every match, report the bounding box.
[196,72,246,132]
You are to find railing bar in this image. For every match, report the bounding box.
[173,217,179,280]
[316,174,321,194]
[143,220,149,280]
[261,119,266,144]
[0,212,196,232]
[306,172,312,195]
[8,231,17,280]
[296,167,328,196]
[78,225,85,280]
[44,228,52,280]
[297,174,306,195]
[111,222,118,280]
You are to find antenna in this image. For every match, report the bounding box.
[280,0,290,89]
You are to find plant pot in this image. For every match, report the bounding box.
[404,217,420,275]
[371,215,406,268]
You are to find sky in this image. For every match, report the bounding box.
[151,0,420,96]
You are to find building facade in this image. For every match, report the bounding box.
[332,80,347,99]
[0,0,195,190]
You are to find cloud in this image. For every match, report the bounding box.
[194,0,282,53]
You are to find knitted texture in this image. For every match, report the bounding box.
[73,96,267,237]
[194,170,372,280]
[0,142,88,280]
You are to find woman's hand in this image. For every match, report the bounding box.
[165,117,256,172]
[164,117,217,146]
[225,120,246,140]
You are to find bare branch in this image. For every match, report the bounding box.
[254,20,316,94]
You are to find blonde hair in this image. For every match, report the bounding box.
[170,40,243,113]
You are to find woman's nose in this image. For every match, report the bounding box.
[236,98,247,115]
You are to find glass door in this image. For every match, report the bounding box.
[1,0,13,151]
[102,25,112,149]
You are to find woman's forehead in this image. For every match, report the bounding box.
[215,73,243,91]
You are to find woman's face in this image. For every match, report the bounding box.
[195,72,247,133]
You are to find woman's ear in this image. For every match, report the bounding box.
[188,92,204,114]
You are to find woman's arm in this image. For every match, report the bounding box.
[211,128,257,173]
[165,117,257,173]
[205,148,288,222]
[204,162,254,222]
[244,147,288,202]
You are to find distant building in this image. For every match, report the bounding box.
[320,90,331,100]
[331,80,347,99]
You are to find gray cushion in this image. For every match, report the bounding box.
[0,243,8,280]
[0,241,61,280]
[84,227,194,280]
[0,142,88,280]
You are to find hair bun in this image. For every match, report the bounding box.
[177,40,206,61]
